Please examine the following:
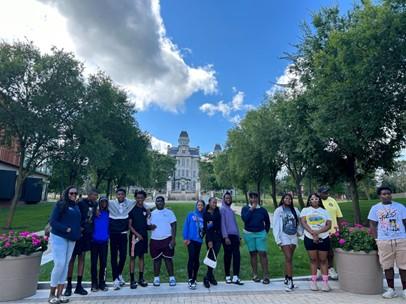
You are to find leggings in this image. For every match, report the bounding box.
[50,233,75,287]
[91,241,108,285]
[206,238,222,278]
[187,240,202,280]
[223,234,241,277]
[110,233,127,281]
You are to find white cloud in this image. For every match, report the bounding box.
[0,0,217,111]
[199,90,255,123]
[266,64,303,98]
[150,136,172,155]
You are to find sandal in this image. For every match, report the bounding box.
[252,275,261,283]
[48,297,60,304]
[262,278,270,285]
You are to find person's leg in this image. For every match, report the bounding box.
[223,241,232,277]
[399,269,406,290]
[50,235,67,298]
[118,234,128,278]
[258,251,269,279]
[307,250,319,277]
[327,246,334,269]
[249,251,258,278]
[318,251,329,275]
[99,242,108,288]
[59,240,76,297]
[153,256,162,277]
[110,234,119,281]
[192,242,202,281]
[65,254,76,291]
[164,257,175,277]
[77,252,85,282]
[231,235,241,277]
[281,245,294,278]
[90,243,98,287]
[138,255,145,282]
[130,257,136,283]
[187,242,195,280]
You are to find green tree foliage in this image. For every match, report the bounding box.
[199,158,220,192]
[381,160,406,193]
[148,150,176,192]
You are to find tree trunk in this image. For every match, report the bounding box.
[347,157,362,224]
[257,181,261,204]
[106,178,112,198]
[270,174,278,209]
[295,179,304,208]
[5,157,26,229]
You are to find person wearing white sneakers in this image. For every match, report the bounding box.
[319,186,343,280]
[300,193,332,292]
[368,186,406,299]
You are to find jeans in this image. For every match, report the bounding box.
[110,233,127,280]
[91,241,108,285]
[187,240,202,280]
[50,233,76,287]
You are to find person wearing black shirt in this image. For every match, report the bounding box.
[128,190,151,288]
[64,188,99,297]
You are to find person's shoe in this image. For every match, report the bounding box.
[262,278,270,285]
[91,283,98,292]
[208,275,217,286]
[190,279,197,290]
[153,277,160,287]
[63,285,72,297]
[118,274,126,286]
[316,269,322,280]
[58,296,70,303]
[328,267,338,280]
[284,277,289,285]
[74,285,88,295]
[48,296,60,304]
[225,276,232,284]
[130,280,138,289]
[382,288,397,299]
[138,279,148,287]
[113,279,121,290]
[321,282,331,292]
[252,275,261,283]
[169,277,177,287]
[310,281,319,291]
[99,282,108,291]
[232,276,244,285]
[203,276,210,288]
[285,279,296,292]
[402,289,406,299]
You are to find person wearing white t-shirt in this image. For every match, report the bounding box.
[368,186,406,299]
[300,193,332,292]
[149,196,177,287]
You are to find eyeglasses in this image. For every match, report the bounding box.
[69,192,78,195]
[381,192,391,196]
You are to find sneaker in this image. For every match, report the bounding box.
[402,289,406,299]
[285,280,296,292]
[113,279,121,290]
[310,281,319,291]
[232,276,244,285]
[58,296,70,303]
[188,279,193,288]
[169,277,177,287]
[138,279,148,287]
[188,279,196,290]
[252,275,261,283]
[284,277,289,285]
[382,288,397,299]
[225,276,232,284]
[262,278,270,285]
[63,285,72,297]
[74,285,88,295]
[316,269,322,280]
[48,296,60,304]
[208,275,217,286]
[203,276,210,288]
[328,267,338,280]
[130,280,138,289]
[91,283,98,292]
[99,282,108,292]
[153,277,160,287]
[321,282,331,292]
[118,274,126,287]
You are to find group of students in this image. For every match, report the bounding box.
[46,185,346,304]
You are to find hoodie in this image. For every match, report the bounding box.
[220,200,239,238]
[203,206,222,242]
[108,198,135,234]
[183,202,205,243]
[93,197,109,243]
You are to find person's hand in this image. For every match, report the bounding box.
[250,202,257,211]
[137,234,144,241]
[95,209,100,217]
[170,239,176,249]
[208,241,213,249]
[225,237,231,245]
[183,240,190,246]
[66,227,71,233]
[150,224,157,230]
[313,234,320,243]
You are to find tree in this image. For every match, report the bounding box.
[199,159,220,192]
[293,1,406,222]
[0,42,84,228]
[381,160,406,193]
[213,151,233,190]
[148,150,176,192]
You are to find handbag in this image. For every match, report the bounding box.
[203,248,217,269]
[44,222,52,237]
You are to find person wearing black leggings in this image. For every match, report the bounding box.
[203,197,222,288]
[183,200,205,290]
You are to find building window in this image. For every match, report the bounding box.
[181,158,185,166]
[186,159,189,166]
[193,181,196,190]
[182,169,184,176]
[186,170,189,177]
[193,171,196,177]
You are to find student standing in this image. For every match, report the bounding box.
[273,193,301,291]
[128,190,150,289]
[65,188,99,297]
[149,196,177,287]
[220,192,243,285]
[109,188,135,290]
[183,200,205,289]
[319,186,343,280]
[300,193,332,292]
[48,186,81,304]
[203,197,222,288]
[368,186,406,299]
[90,196,109,292]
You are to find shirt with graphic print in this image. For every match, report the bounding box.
[300,206,331,239]
[282,207,297,235]
[368,202,406,241]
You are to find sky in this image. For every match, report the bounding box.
[0,0,356,154]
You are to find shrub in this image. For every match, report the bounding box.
[0,231,48,258]
[330,221,377,253]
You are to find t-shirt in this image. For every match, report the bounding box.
[282,207,297,235]
[323,197,343,234]
[129,205,149,237]
[300,207,331,239]
[150,208,177,240]
[368,202,406,241]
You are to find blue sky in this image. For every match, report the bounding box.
[136,0,352,153]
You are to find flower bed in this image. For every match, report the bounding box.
[0,230,48,258]
[330,221,377,253]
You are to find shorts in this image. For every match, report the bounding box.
[72,235,92,256]
[376,239,406,270]
[279,232,298,246]
[243,230,267,252]
[129,234,148,257]
[304,236,330,251]
[150,237,174,260]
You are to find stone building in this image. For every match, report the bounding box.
[166,131,200,200]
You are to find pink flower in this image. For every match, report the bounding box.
[44,236,49,242]
[334,231,340,237]
[354,224,363,229]
[349,227,354,232]
[4,242,11,248]
[338,239,346,245]
[341,221,349,227]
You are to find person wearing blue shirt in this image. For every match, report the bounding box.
[183,200,205,290]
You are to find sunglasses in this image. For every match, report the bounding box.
[69,192,78,195]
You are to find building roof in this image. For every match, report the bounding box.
[179,131,189,138]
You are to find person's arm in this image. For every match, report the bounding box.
[241,206,253,223]
[183,214,190,245]
[129,218,143,240]
[370,220,378,239]
[316,220,332,234]
[49,203,69,233]
[220,208,231,245]
[272,208,282,245]
[170,221,177,248]
[335,201,344,230]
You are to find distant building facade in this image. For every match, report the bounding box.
[166,131,200,200]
